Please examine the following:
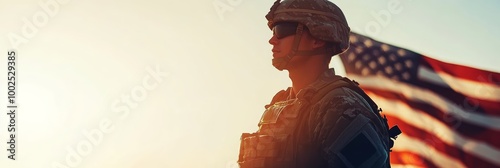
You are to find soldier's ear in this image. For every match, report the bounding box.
[303,30,325,49]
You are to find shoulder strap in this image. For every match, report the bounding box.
[308,77,375,108]
[303,76,374,109]
[306,76,401,149]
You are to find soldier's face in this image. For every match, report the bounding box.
[269,23,317,65]
[269,33,295,59]
[269,24,328,70]
[269,22,304,59]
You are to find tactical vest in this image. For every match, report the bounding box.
[238,75,401,168]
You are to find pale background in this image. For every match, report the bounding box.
[0,0,499,167]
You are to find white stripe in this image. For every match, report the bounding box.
[418,67,500,101]
[393,135,466,168]
[417,66,448,87]
[348,74,500,130]
[371,95,500,166]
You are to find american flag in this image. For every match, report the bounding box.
[339,32,500,168]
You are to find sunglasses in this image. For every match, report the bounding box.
[272,22,299,39]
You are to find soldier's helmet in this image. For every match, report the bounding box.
[266,0,351,55]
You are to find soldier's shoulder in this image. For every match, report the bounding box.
[314,86,357,104]
[265,87,292,109]
[311,84,373,118]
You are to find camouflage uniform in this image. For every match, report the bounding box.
[238,0,399,167]
[238,68,395,168]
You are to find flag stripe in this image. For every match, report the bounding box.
[390,151,438,168]
[348,74,500,129]
[418,66,500,102]
[392,135,466,168]
[414,74,500,117]
[421,56,500,86]
[416,74,500,117]
[386,115,499,168]
[366,88,500,149]
[369,94,500,166]
[391,164,429,168]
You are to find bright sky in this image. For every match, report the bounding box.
[0,0,498,168]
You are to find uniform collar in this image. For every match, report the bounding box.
[295,68,337,100]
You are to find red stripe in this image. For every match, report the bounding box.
[390,151,438,168]
[386,115,499,168]
[421,56,500,86]
[348,72,500,117]
[415,79,500,117]
[364,88,500,149]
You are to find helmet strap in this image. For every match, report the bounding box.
[272,24,304,71]
[295,47,333,56]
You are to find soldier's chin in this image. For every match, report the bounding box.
[272,60,289,71]
[272,52,279,58]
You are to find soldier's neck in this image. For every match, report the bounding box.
[288,65,329,98]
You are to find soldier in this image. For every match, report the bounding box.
[237,0,400,168]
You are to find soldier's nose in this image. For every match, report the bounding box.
[269,35,278,45]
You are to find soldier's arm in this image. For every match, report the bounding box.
[311,87,389,168]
